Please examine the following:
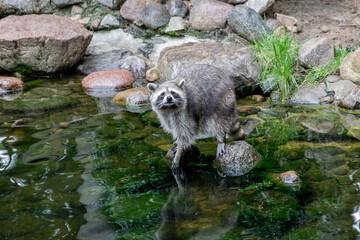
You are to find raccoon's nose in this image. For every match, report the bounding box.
[166,96,173,102]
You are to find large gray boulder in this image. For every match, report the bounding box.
[227,5,270,43]
[215,140,262,177]
[157,42,261,97]
[0,14,92,74]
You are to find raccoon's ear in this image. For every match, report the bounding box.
[147,83,158,93]
[177,79,185,88]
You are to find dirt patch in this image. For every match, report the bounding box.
[272,0,360,48]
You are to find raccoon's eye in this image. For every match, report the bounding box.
[160,92,165,97]
[170,91,175,95]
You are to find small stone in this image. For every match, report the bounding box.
[78,17,90,26]
[146,67,159,82]
[270,91,281,102]
[320,96,334,104]
[324,75,340,83]
[138,3,171,29]
[165,17,185,33]
[81,69,136,90]
[113,88,150,106]
[190,0,234,31]
[251,95,265,102]
[91,19,101,30]
[167,0,188,18]
[291,83,327,104]
[71,5,83,16]
[100,14,120,29]
[70,14,81,22]
[0,77,25,92]
[321,25,330,33]
[276,13,297,28]
[278,171,301,186]
[298,37,334,68]
[341,85,360,110]
[244,0,275,15]
[120,0,146,22]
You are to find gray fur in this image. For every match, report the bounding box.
[148,64,244,168]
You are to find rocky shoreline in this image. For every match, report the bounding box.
[0,0,359,109]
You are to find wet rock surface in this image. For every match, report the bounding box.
[81,69,135,90]
[215,140,262,177]
[0,14,92,74]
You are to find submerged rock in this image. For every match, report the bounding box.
[113,88,150,111]
[215,140,262,177]
[189,0,234,31]
[277,170,301,187]
[0,14,92,74]
[227,5,271,43]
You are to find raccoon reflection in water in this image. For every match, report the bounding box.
[147,64,244,169]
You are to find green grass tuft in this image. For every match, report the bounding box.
[253,33,300,101]
[252,33,351,102]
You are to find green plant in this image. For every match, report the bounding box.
[304,45,350,84]
[253,33,300,101]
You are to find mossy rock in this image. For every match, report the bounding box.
[0,87,78,113]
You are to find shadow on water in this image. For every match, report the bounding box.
[0,75,359,239]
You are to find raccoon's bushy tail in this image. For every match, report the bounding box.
[229,120,245,140]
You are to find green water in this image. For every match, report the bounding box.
[0,76,359,240]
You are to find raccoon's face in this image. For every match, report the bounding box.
[147,80,186,110]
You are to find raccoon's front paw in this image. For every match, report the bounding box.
[216,143,226,158]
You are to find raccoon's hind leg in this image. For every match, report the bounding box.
[216,134,226,158]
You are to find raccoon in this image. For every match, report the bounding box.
[147,64,244,168]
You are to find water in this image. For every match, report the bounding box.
[0,75,359,239]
